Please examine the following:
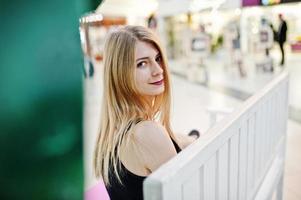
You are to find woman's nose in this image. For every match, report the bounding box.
[151,61,163,76]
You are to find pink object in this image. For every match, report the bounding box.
[85,181,110,200]
[291,42,301,52]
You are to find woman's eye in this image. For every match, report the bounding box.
[137,61,147,68]
[155,56,162,63]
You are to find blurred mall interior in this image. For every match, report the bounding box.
[1,0,301,199]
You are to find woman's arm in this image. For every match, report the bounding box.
[175,133,196,149]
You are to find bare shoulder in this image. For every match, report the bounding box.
[132,120,168,141]
[130,120,177,172]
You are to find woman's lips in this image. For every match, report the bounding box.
[150,79,164,85]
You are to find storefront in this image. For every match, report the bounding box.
[241,1,301,53]
[157,0,241,59]
[157,0,301,60]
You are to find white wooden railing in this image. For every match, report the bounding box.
[144,71,289,200]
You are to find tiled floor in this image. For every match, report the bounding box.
[284,120,301,200]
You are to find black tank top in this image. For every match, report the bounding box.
[106,138,181,200]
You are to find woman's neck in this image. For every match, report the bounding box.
[142,96,156,118]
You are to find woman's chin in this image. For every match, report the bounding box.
[151,87,165,96]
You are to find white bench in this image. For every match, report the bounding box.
[144,71,289,200]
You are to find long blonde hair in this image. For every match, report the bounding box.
[93,25,175,186]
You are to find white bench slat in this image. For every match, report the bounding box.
[229,132,239,200]
[204,154,216,200]
[238,122,248,200]
[217,142,228,200]
[254,110,261,185]
[163,179,182,200]
[182,168,201,200]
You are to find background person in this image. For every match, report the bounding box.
[277,14,288,66]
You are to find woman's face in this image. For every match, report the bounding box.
[135,41,165,98]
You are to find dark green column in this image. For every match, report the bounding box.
[0,0,101,199]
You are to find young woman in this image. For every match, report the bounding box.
[94,25,198,200]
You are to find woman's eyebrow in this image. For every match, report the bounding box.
[136,52,160,62]
[136,57,149,62]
